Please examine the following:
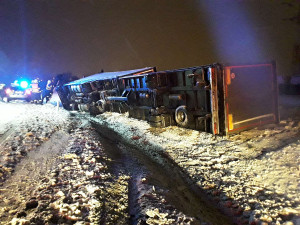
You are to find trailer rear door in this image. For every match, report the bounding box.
[224,63,279,135]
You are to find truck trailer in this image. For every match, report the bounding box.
[57,62,279,135]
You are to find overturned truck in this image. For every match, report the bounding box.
[57,63,279,135]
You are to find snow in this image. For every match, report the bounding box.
[0,94,299,224]
[0,102,204,224]
[89,95,300,224]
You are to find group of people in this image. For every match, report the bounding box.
[30,78,55,104]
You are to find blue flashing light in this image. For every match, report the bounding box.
[20,80,29,89]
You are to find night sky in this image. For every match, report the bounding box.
[0,0,299,82]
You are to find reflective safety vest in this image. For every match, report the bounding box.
[46,81,54,91]
[31,83,40,93]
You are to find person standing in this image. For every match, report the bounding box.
[0,83,6,101]
[41,78,54,104]
[30,78,42,103]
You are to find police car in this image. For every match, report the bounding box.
[3,80,32,102]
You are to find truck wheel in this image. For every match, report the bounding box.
[149,120,162,127]
[96,100,108,113]
[71,103,78,111]
[79,104,89,112]
[89,106,100,116]
[81,104,90,112]
[175,105,194,128]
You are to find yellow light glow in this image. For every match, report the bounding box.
[228,114,234,130]
[225,68,231,85]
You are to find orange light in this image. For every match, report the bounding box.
[214,122,217,134]
[225,68,231,85]
[228,114,234,130]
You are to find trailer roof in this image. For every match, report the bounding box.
[120,64,219,79]
[65,67,154,86]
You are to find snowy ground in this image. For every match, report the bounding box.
[89,95,300,225]
[0,102,224,225]
[0,95,299,225]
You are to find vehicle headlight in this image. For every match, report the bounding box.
[25,89,31,95]
[5,88,12,95]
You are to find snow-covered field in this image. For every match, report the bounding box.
[89,95,300,225]
[0,94,299,225]
[0,102,219,225]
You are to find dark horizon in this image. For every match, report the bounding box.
[0,0,299,83]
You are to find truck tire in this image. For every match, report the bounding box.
[149,121,162,128]
[175,105,194,128]
[89,105,100,116]
[79,104,89,112]
[148,115,161,122]
[96,100,108,113]
[71,103,78,111]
